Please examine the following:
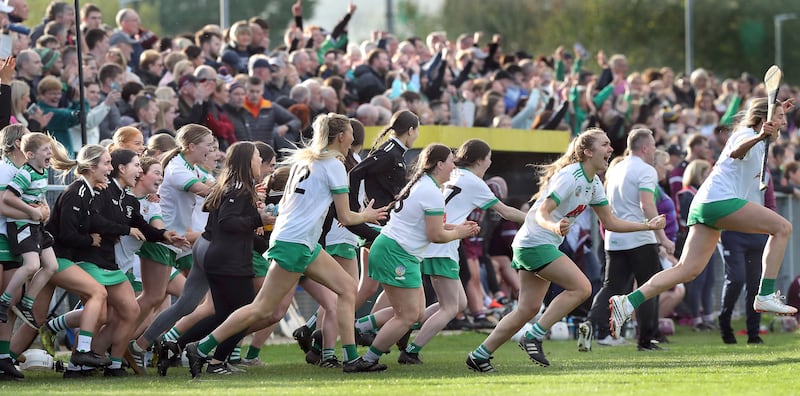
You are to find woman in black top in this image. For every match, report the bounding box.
[347,110,420,314]
[178,141,271,375]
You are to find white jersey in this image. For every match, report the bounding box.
[326,153,360,247]
[159,154,202,235]
[382,175,445,260]
[271,156,349,250]
[604,155,658,251]
[696,127,763,204]
[0,157,20,235]
[423,168,499,261]
[191,166,215,233]
[513,162,607,248]
[116,197,162,273]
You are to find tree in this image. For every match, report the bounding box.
[436,0,800,83]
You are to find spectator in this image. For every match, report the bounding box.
[85,28,109,63]
[79,3,102,33]
[242,76,300,152]
[30,1,74,45]
[136,49,163,87]
[15,49,43,103]
[9,79,51,131]
[159,51,188,88]
[221,21,252,74]
[36,75,83,154]
[355,103,379,126]
[669,133,711,201]
[154,99,178,133]
[353,48,389,104]
[196,29,223,69]
[207,79,236,149]
[223,81,252,141]
[247,55,276,100]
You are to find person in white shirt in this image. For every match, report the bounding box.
[184,113,387,375]
[467,128,666,373]
[610,98,798,341]
[587,128,674,351]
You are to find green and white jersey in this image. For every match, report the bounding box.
[0,157,21,235]
[514,162,608,248]
[382,174,446,260]
[116,196,163,273]
[604,155,658,251]
[272,156,349,251]
[159,154,201,235]
[423,168,499,261]
[191,166,215,232]
[7,163,49,224]
[695,127,762,204]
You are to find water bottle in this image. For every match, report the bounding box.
[567,317,576,339]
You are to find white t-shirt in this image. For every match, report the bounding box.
[159,154,202,235]
[696,127,763,204]
[382,174,445,260]
[271,156,349,250]
[191,166,215,233]
[0,157,20,236]
[117,196,162,273]
[604,155,658,251]
[513,162,608,248]
[423,168,499,261]
[326,153,361,247]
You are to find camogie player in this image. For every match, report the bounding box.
[467,128,666,373]
[610,98,798,337]
[184,113,387,376]
[357,143,480,371]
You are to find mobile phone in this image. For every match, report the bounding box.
[110,82,120,92]
[27,103,40,114]
[0,33,11,59]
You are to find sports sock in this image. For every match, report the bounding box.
[0,340,10,359]
[76,330,93,353]
[411,322,422,330]
[405,342,422,354]
[758,279,776,296]
[362,346,383,363]
[20,295,34,310]
[245,346,261,360]
[627,290,646,310]
[525,322,547,341]
[0,292,12,305]
[47,315,69,332]
[470,344,491,360]
[305,313,318,331]
[197,335,218,357]
[109,358,122,369]
[355,314,378,333]
[162,326,181,342]
[342,344,358,362]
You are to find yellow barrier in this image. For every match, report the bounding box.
[364,126,570,153]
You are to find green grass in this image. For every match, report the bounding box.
[4,323,800,395]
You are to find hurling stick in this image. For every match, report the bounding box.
[760,65,783,191]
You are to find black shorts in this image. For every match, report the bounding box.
[6,222,53,256]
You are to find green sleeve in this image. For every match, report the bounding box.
[592,84,615,108]
[720,95,742,127]
[555,60,565,82]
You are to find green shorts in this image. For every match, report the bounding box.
[368,234,421,288]
[77,262,128,286]
[267,240,322,274]
[175,254,193,270]
[137,242,177,267]
[253,250,269,277]
[326,243,357,260]
[126,270,142,292]
[421,257,460,280]
[0,234,21,263]
[57,257,76,272]
[512,245,564,272]
[687,198,747,230]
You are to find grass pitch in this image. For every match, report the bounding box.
[4,322,800,395]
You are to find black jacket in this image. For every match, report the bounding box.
[203,187,263,277]
[86,180,167,270]
[46,178,97,262]
[353,64,386,104]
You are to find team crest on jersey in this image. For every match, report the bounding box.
[394,265,406,280]
[126,205,134,218]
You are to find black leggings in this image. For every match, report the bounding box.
[178,273,254,361]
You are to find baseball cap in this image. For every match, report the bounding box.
[178,74,197,88]
[109,31,137,47]
[667,144,684,157]
[251,57,273,71]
